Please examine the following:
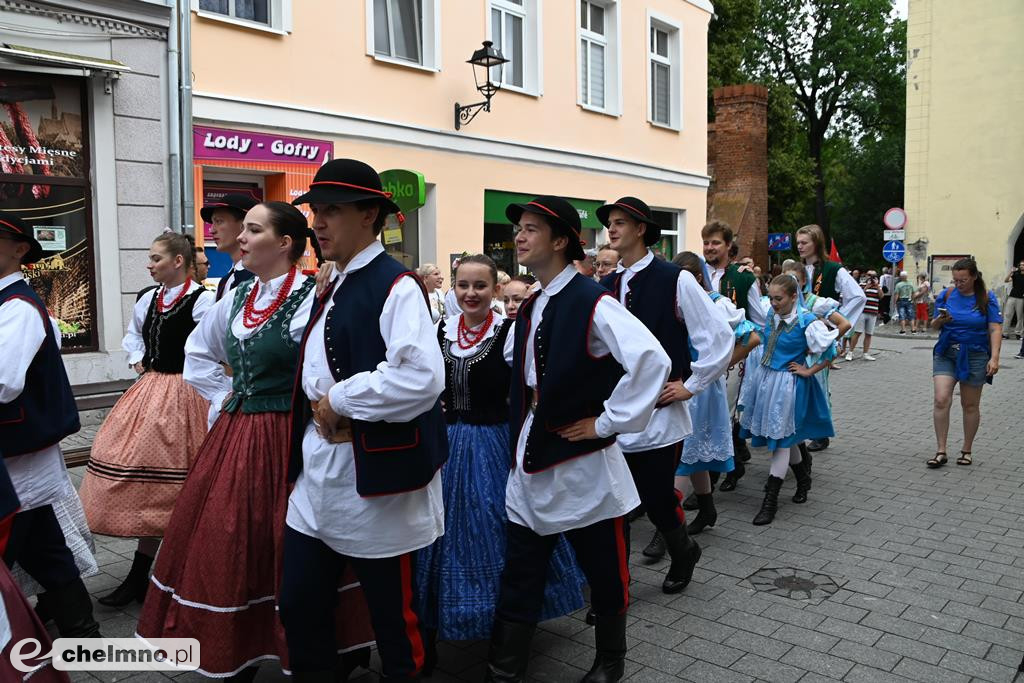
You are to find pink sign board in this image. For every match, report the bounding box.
[193,125,332,165]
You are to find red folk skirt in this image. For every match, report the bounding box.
[135,410,374,677]
[0,562,69,682]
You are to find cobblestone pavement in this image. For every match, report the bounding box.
[57,333,1023,682]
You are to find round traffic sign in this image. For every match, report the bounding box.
[882,240,906,263]
[884,207,907,230]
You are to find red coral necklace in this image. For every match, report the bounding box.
[242,267,297,329]
[457,310,495,349]
[157,279,192,313]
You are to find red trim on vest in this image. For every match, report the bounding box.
[585,291,613,361]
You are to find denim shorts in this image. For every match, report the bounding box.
[897,300,914,321]
[932,346,990,386]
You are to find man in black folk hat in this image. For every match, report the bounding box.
[0,212,101,639]
[280,159,447,681]
[201,192,259,300]
[598,198,733,591]
[484,196,670,682]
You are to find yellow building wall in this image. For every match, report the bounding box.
[904,0,1024,287]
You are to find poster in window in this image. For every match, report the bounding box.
[0,70,94,351]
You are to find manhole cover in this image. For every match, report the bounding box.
[746,567,843,603]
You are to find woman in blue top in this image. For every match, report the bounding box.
[927,258,1002,468]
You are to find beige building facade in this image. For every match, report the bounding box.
[904,0,1024,292]
[188,0,713,277]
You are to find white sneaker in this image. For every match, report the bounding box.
[863,354,877,361]
[844,352,853,361]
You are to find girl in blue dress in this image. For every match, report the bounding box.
[739,274,837,525]
[671,252,760,534]
[414,254,584,670]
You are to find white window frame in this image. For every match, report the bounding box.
[193,0,293,34]
[647,10,683,131]
[365,0,442,72]
[576,0,621,116]
[650,208,685,255]
[486,0,543,96]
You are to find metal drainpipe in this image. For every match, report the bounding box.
[167,0,181,232]
[179,0,195,236]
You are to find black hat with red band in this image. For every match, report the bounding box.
[0,211,43,264]
[505,195,586,261]
[596,196,665,246]
[199,193,259,224]
[292,159,402,219]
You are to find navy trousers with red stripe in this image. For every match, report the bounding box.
[496,517,630,623]
[625,442,685,533]
[279,526,424,676]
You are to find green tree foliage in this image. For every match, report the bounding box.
[748,0,906,233]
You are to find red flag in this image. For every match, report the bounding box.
[828,238,841,263]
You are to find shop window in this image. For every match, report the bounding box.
[383,209,419,269]
[650,209,682,260]
[369,0,440,70]
[578,0,619,114]
[648,12,682,129]
[489,0,541,95]
[0,70,96,352]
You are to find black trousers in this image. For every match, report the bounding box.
[2,505,81,589]
[495,517,630,624]
[625,443,685,533]
[278,525,425,677]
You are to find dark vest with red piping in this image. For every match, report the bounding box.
[288,251,448,497]
[215,266,255,301]
[509,273,624,473]
[600,258,692,383]
[141,286,205,374]
[0,279,80,457]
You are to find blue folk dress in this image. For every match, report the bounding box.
[739,308,836,451]
[677,292,756,475]
[414,314,585,640]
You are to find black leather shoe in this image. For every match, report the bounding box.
[338,646,371,680]
[718,459,745,492]
[98,550,153,607]
[641,531,665,560]
[732,422,752,462]
[48,579,101,638]
[581,613,627,682]
[686,494,717,535]
[661,526,701,594]
[485,618,535,682]
[752,476,783,526]
[806,438,830,452]
[791,460,811,504]
[682,492,699,511]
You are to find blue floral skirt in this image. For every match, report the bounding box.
[414,421,586,640]
[676,377,735,476]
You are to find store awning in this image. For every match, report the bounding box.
[0,44,131,75]
[484,190,605,230]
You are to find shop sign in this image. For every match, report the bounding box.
[483,190,604,230]
[193,125,332,165]
[379,169,426,213]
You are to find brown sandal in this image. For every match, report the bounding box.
[926,452,947,468]
[956,451,972,466]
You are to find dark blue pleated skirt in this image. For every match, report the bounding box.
[414,421,586,640]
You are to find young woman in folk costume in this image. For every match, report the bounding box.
[136,203,373,681]
[738,275,839,525]
[414,255,584,674]
[79,232,214,606]
[670,252,760,534]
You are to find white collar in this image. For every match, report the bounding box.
[541,265,578,296]
[776,308,798,324]
[161,279,194,295]
[442,311,506,342]
[621,249,654,274]
[256,269,302,296]
[0,270,25,292]
[231,259,247,272]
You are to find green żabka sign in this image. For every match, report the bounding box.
[379,169,426,213]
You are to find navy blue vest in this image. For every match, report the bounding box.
[216,267,255,301]
[0,279,81,457]
[288,251,448,496]
[600,258,692,383]
[509,273,624,473]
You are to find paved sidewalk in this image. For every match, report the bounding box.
[57,334,1024,682]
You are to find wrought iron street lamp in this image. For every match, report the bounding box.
[454,40,509,131]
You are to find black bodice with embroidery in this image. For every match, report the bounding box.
[438,318,512,425]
